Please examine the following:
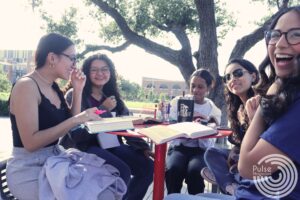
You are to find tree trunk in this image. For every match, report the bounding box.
[194,0,227,124]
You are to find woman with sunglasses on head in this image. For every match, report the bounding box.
[64,53,154,200]
[5,33,104,199]
[165,5,300,200]
[201,58,259,195]
[165,69,222,195]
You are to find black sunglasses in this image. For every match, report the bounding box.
[223,68,249,84]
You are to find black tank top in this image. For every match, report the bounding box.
[10,77,71,147]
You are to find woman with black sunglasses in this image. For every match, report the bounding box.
[201,58,259,195]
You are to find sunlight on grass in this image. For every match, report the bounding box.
[125,101,157,109]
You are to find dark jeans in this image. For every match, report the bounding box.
[165,145,206,195]
[86,146,131,185]
[204,147,239,193]
[109,145,154,200]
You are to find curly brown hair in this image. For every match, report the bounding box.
[224,58,259,146]
[258,6,300,124]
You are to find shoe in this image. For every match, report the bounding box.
[225,183,238,195]
[201,167,217,185]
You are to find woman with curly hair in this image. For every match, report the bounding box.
[201,58,258,195]
[165,5,300,200]
[64,53,154,200]
[236,5,300,199]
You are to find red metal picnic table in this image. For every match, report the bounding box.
[108,124,232,200]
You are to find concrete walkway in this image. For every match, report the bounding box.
[0,117,12,161]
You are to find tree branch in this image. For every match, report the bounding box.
[91,0,182,66]
[77,41,131,59]
[148,17,191,50]
[229,9,284,60]
[149,18,172,32]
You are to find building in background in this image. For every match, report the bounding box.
[142,77,188,99]
[0,50,35,83]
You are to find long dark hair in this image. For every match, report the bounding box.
[81,54,126,114]
[35,33,74,69]
[224,58,259,146]
[258,6,300,124]
[35,33,73,115]
[256,7,300,94]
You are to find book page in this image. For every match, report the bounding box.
[168,122,216,138]
[138,125,182,144]
[85,118,134,133]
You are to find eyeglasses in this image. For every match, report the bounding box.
[60,53,77,65]
[90,67,110,74]
[265,28,300,45]
[223,68,249,84]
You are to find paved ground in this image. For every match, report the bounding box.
[0,117,12,161]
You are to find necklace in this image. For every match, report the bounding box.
[35,70,53,86]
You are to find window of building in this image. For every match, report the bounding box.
[172,84,181,90]
[159,84,168,89]
[146,83,155,88]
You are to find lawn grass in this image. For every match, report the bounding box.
[125,101,157,109]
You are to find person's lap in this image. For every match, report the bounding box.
[108,144,154,200]
[166,145,206,194]
[166,146,190,193]
[108,144,154,176]
[204,147,237,192]
[86,146,131,184]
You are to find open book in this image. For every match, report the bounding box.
[85,116,138,133]
[137,122,217,144]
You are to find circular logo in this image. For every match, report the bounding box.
[253,154,298,198]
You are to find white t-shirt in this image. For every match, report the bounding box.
[169,95,221,148]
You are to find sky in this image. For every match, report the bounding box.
[0,0,271,84]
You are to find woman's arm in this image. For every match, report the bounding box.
[238,108,287,179]
[101,95,117,111]
[10,78,99,152]
[208,99,222,125]
[69,69,86,116]
[169,97,179,121]
[238,81,287,179]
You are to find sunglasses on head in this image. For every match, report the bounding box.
[223,68,249,84]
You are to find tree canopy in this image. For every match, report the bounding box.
[32,0,300,124]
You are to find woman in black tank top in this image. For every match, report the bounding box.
[6,33,102,199]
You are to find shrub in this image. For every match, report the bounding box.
[0,99,9,116]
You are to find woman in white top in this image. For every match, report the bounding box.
[165,69,221,194]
